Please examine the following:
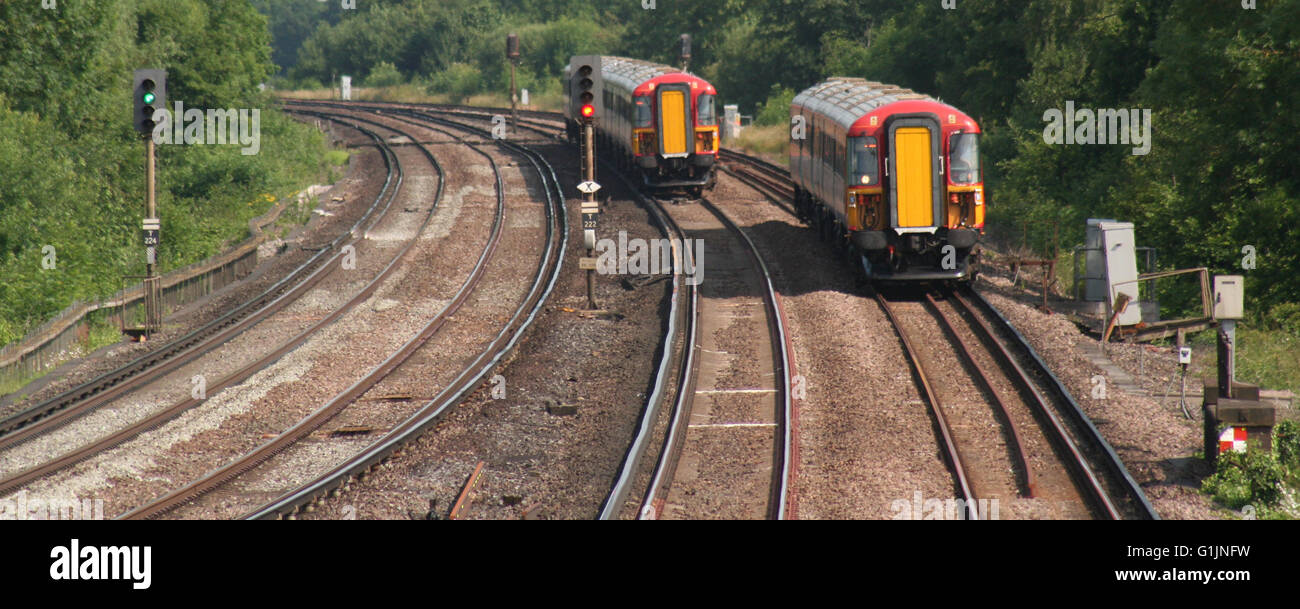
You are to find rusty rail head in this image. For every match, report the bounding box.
[923,291,1038,498]
[449,461,486,520]
[873,290,980,518]
[950,288,1125,520]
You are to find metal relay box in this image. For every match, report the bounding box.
[1213,275,1244,320]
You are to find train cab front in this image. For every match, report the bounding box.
[847,124,984,282]
[632,78,717,191]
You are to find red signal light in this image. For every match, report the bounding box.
[581,104,595,118]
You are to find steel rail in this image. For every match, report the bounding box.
[243,108,567,520]
[955,288,1157,520]
[120,107,519,519]
[874,290,981,519]
[595,162,691,521]
[281,99,565,130]
[672,137,1154,520]
[700,196,795,519]
[409,106,797,519]
[922,291,1038,498]
[0,115,402,447]
[718,148,791,179]
[628,199,697,521]
[0,113,439,496]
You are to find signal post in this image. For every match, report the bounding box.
[578,104,600,310]
[570,57,603,310]
[132,69,166,338]
[507,34,520,133]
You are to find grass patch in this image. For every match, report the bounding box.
[0,316,122,398]
[730,124,787,164]
[1186,326,1300,397]
[325,150,350,167]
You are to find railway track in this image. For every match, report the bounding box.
[208,105,566,521]
[877,288,1107,519]
[717,148,795,213]
[590,167,794,520]
[720,147,1158,520]
[0,120,401,444]
[0,112,455,500]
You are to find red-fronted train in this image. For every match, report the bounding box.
[790,77,985,281]
[565,55,719,197]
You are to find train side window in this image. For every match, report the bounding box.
[849,136,879,186]
[634,96,652,127]
[697,94,717,126]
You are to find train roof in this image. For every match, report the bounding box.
[568,55,714,93]
[602,56,678,89]
[793,77,973,132]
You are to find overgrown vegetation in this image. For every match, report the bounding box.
[1202,431,1299,519]
[0,1,339,348]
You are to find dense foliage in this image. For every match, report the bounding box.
[0,0,334,346]
[263,0,1299,322]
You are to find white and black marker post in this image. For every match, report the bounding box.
[579,112,601,309]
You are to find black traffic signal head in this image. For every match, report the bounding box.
[133,69,167,135]
[567,55,601,122]
[506,34,520,60]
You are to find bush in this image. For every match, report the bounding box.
[755,86,795,126]
[1201,444,1285,509]
[365,62,405,88]
[427,63,481,104]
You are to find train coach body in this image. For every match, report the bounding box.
[791,78,984,281]
[565,56,718,193]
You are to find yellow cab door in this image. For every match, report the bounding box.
[893,126,935,228]
[657,85,692,157]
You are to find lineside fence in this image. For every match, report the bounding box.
[0,185,328,394]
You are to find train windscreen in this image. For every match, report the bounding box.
[948,132,980,184]
[849,136,879,186]
[697,94,716,126]
[635,96,652,127]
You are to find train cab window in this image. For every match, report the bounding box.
[849,136,879,186]
[948,132,980,184]
[697,94,717,126]
[634,96,652,127]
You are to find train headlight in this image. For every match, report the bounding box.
[695,130,715,152]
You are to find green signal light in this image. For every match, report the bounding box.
[142,92,156,105]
